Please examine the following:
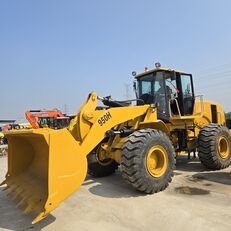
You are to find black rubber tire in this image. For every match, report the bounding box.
[87,146,119,177]
[198,124,231,170]
[121,129,175,194]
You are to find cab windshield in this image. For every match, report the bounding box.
[138,71,178,119]
[139,71,164,97]
[139,71,177,100]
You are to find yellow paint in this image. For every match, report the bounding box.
[135,67,185,78]
[1,68,229,224]
[3,92,150,223]
[146,145,168,177]
[218,136,230,159]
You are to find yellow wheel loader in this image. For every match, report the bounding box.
[1,65,231,224]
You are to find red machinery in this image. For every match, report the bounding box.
[25,110,71,129]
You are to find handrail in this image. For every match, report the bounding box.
[169,98,182,117]
[193,95,204,115]
[169,95,204,118]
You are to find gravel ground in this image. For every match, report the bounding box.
[0,155,231,231]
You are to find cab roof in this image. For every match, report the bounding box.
[134,67,187,79]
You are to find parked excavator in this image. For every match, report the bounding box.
[25,109,71,129]
[1,63,231,224]
[0,129,4,145]
[0,120,17,144]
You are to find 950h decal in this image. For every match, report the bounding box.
[98,112,112,126]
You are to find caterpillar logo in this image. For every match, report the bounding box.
[98,112,112,126]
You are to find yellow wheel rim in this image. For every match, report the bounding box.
[146,145,168,177]
[96,145,113,166]
[218,136,230,159]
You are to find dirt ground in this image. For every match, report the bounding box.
[0,155,231,231]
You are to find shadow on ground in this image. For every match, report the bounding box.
[83,172,144,198]
[192,172,231,186]
[84,156,204,199]
[176,156,206,173]
[85,156,231,199]
[0,186,56,231]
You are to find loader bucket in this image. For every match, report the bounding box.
[2,128,87,224]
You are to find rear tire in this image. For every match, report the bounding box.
[121,129,175,194]
[87,145,118,177]
[198,124,231,170]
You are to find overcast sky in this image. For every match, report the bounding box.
[1,0,231,122]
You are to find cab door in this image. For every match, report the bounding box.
[177,74,195,116]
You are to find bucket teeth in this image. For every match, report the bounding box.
[6,179,13,186]
[6,190,13,196]
[15,190,30,206]
[16,197,27,208]
[3,174,49,223]
[0,180,6,186]
[14,188,24,199]
[2,124,88,224]
[12,194,18,201]
[12,188,23,201]
[6,185,19,196]
[2,186,9,191]
[24,204,34,215]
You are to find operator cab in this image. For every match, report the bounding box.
[135,67,195,121]
[38,116,70,129]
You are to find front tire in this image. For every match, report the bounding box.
[198,124,231,170]
[87,144,118,177]
[121,129,175,194]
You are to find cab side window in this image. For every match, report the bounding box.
[181,75,193,98]
[180,74,194,115]
[141,81,151,95]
